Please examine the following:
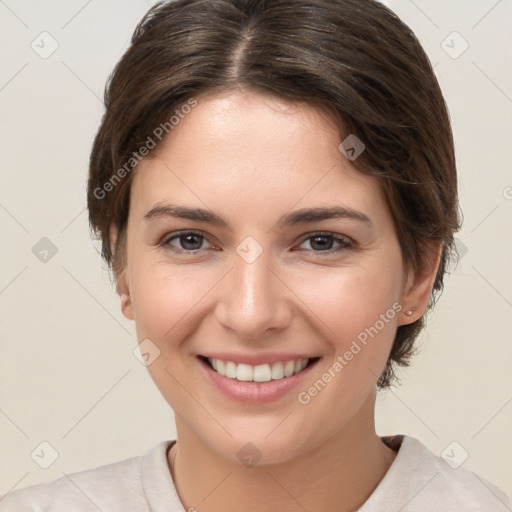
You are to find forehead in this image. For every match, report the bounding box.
[129,89,388,225]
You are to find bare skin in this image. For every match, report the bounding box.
[116,88,440,512]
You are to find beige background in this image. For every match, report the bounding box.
[1,0,511,497]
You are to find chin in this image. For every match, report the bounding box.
[206,420,319,468]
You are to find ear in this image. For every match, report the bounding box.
[110,225,134,321]
[116,268,134,321]
[398,241,443,326]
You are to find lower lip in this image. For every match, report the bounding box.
[197,357,319,404]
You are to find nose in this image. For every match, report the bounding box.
[214,248,293,340]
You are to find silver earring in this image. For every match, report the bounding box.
[405,307,417,316]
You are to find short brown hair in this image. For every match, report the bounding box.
[87,0,461,388]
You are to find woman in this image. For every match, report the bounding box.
[2,0,511,510]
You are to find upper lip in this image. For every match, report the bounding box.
[199,353,320,366]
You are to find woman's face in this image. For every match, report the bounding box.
[118,89,421,465]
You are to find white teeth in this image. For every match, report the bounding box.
[284,360,295,377]
[236,363,253,381]
[253,364,272,382]
[206,357,311,382]
[225,361,237,378]
[271,361,284,380]
[216,359,225,376]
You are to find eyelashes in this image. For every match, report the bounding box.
[159,230,354,256]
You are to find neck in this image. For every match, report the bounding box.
[168,390,397,512]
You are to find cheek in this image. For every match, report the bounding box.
[291,265,402,416]
[293,259,402,360]
[129,259,221,352]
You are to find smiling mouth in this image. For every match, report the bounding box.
[199,356,321,382]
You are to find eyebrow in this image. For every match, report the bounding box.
[143,203,372,229]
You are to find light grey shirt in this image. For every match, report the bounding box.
[1,435,511,511]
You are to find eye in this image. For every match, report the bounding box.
[161,231,214,253]
[296,232,353,254]
[159,231,353,255]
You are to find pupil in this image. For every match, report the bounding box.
[182,233,202,250]
[311,236,332,251]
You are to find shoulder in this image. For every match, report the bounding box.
[0,441,174,512]
[362,435,512,512]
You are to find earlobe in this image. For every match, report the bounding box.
[399,242,443,325]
